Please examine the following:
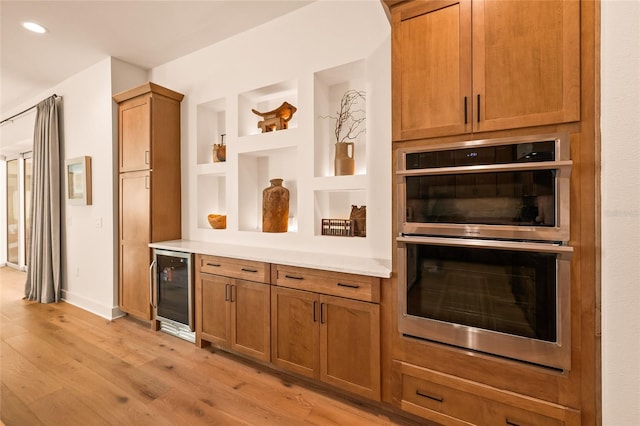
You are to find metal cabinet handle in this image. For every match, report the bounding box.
[144,150,150,165]
[144,175,150,189]
[313,301,318,322]
[477,94,481,122]
[224,283,230,301]
[464,96,468,124]
[230,284,235,303]
[241,268,258,273]
[505,419,521,426]
[206,262,221,267]
[284,274,304,280]
[149,260,157,308]
[320,303,326,324]
[415,390,443,403]
[336,282,360,289]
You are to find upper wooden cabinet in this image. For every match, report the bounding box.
[390,0,580,140]
[114,82,184,173]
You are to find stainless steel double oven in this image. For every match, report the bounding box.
[396,133,573,371]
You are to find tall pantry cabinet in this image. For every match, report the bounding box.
[114,82,184,322]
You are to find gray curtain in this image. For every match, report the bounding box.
[25,96,61,303]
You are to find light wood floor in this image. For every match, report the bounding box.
[0,267,422,426]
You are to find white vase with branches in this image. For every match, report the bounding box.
[321,89,366,176]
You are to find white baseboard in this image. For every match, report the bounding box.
[61,289,125,320]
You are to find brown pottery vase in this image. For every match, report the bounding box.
[334,142,355,176]
[262,178,289,232]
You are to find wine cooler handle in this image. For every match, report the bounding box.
[149,260,157,309]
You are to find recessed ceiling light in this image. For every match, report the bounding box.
[22,22,47,34]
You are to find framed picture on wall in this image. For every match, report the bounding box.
[66,156,92,205]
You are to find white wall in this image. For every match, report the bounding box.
[149,0,391,260]
[601,0,640,424]
[0,159,5,265]
[0,57,147,319]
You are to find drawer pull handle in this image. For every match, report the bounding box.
[505,419,521,426]
[416,390,443,403]
[206,262,221,267]
[337,282,360,289]
[241,268,258,273]
[284,274,304,280]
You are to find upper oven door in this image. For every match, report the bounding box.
[397,133,572,242]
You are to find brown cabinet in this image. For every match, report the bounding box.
[271,265,381,401]
[195,255,271,362]
[114,82,183,321]
[390,0,580,140]
[393,361,580,425]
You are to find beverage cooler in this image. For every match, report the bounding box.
[152,249,195,342]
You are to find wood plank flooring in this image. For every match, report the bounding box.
[0,267,423,426]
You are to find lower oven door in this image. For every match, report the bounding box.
[397,236,572,371]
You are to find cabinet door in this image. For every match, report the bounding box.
[271,286,320,379]
[119,171,151,319]
[230,280,271,362]
[320,294,381,401]
[201,274,231,347]
[119,95,151,172]
[392,0,472,140]
[472,0,580,131]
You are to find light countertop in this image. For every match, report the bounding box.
[149,239,392,278]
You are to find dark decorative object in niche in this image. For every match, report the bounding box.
[252,102,297,133]
[320,89,366,176]
[212,134,226,163]
[321,219,355,237]
[262,178,289,232]
[349,205,366,237]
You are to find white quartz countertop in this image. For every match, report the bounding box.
[149,240,392,278]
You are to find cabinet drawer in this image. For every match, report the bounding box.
[393,361,580,426]
[275,265,380,303]
[198,255,270,283]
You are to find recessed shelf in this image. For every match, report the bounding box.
[238,147,298,232]
[238,80,298,137]
[314,60,367,178]
[196,162,228,175]
[313,189,366,236]
[237,127,300,154]
[188,45,390,260]
[197,98,226,166]
[197,174,226,229]
[313,175,367,191]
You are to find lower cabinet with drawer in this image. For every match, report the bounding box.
[392,361,580,426]
[195,254,271,362]
[271,265,381,401]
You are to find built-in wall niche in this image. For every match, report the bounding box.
[314,60,367,177]
[237,147,298,232]
[238,80,298,138]
[197,174,227,230]
[314,189,366,236]
[196,98,226,165]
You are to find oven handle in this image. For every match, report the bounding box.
[397,235,573,256]
[396,160,572,176]
[149,259,157,309]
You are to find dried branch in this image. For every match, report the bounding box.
[320,89,366,144]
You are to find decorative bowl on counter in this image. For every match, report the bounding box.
[207,214,226,229]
